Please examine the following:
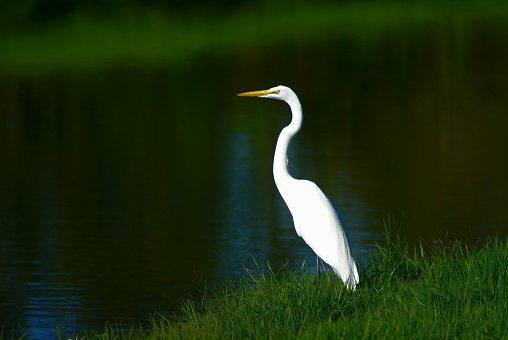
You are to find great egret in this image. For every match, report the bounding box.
[237,85,359,290]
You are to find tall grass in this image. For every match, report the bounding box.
[79,228,508,339]
[2,228,506,339]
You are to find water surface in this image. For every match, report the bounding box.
[1,16,508,339]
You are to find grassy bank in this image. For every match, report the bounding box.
[44,231,505,339]
[2,231,507,339]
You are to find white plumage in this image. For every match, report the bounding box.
[238,85,359,290]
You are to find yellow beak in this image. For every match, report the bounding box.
[237,89,272,97]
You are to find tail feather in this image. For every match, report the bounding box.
[333,262,359,291]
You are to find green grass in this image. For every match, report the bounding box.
[1,1,508,75]
[2,228,507,339]
[59,228,507,340]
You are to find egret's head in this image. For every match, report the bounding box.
[237,85,293,101]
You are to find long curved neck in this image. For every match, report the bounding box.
[273,96,303,185]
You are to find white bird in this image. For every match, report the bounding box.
[237,85,359,290]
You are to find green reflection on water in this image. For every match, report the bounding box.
[0,1,507,74]
[1,2,508,337]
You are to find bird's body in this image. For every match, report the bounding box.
[237,85,359,290]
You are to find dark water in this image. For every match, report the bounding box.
[1,20,508,339]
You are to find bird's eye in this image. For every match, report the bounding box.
[273,90,280,94]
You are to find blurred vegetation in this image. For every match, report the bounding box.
[1,0,507,75]
[2,0,506,29]
[1,0,507,31]
[0,0,239,28]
